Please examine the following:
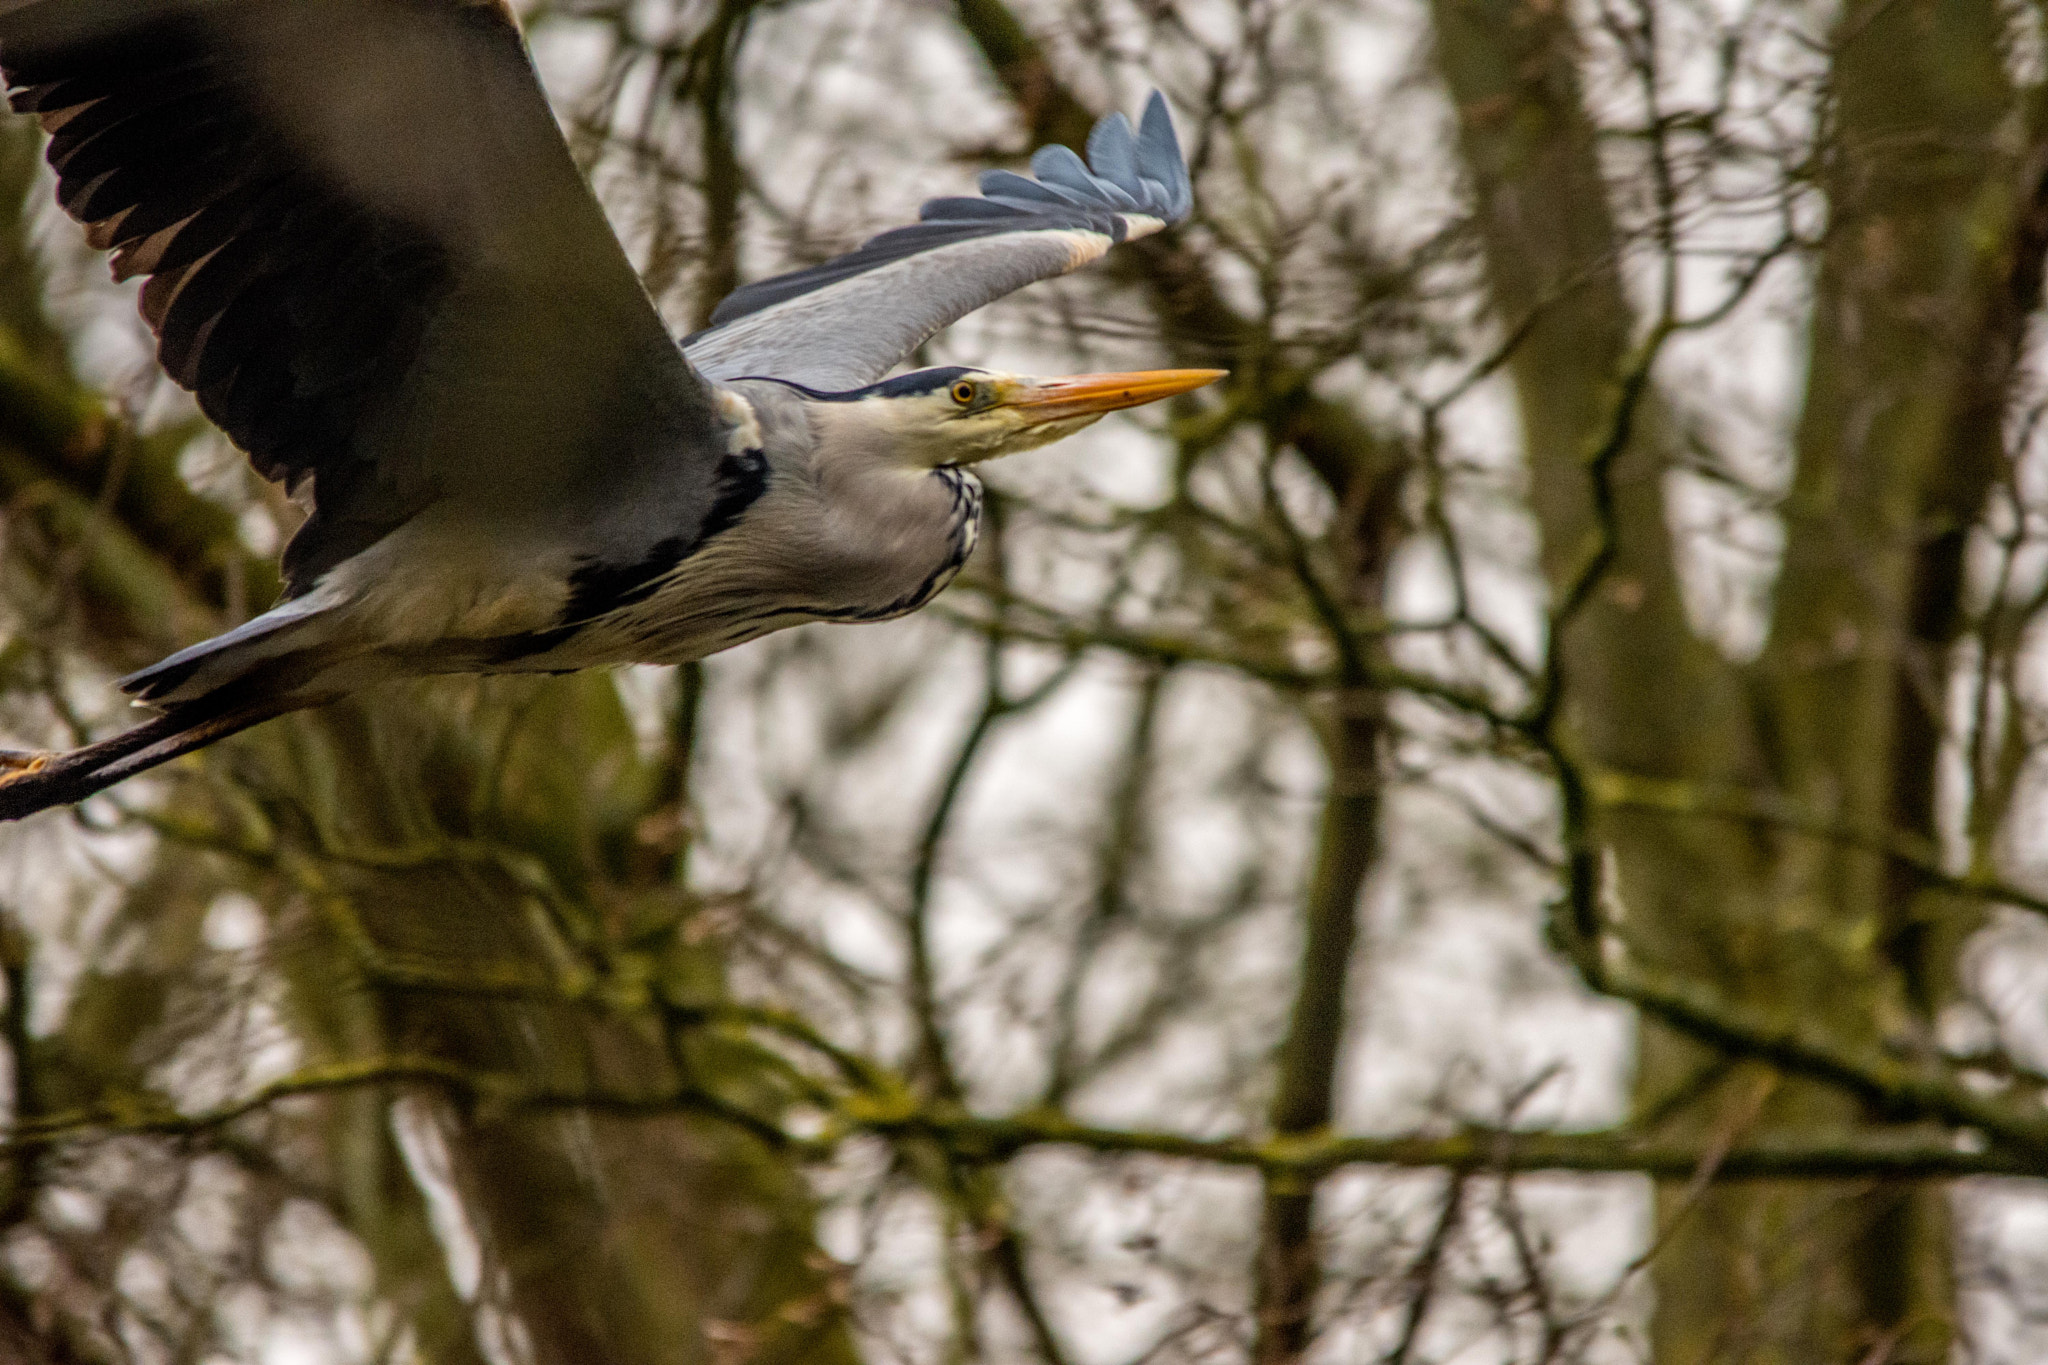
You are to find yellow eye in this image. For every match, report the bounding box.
[950,380,976,406]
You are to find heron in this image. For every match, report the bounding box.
[0,0,1221,820]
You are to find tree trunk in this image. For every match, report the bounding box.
[1429,0,2027,1357]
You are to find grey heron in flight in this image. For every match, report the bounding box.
[0,0,1221,820]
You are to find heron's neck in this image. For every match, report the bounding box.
[806,432,980,551]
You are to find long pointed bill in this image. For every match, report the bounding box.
[1004,369,1226,423]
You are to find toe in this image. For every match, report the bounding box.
[0,753,50,783]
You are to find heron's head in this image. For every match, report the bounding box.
[804,365,1226,469]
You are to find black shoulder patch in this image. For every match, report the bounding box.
[561,533,693,624]
[697,446,769,541]
[557,445,769,625]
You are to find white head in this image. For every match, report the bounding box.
[790,365,1227,469]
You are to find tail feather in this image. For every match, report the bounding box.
[120,597,340,704]
[0,601,359,820]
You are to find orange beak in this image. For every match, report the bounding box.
[1005,368,1227,420]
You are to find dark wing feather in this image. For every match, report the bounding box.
[0,0,725,595]
[684,93,1192,392]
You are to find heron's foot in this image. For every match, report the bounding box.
[0,751,52,785]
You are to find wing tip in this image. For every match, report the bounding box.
[1084,90,1191,226]
[1131,90,1193,222]
[695,89,1193,339]
[1117,212,1168,243]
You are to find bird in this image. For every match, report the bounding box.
[0,0,1221,820]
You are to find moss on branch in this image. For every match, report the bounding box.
[6,1053,2036,1180]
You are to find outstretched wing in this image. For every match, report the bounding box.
[685,92,1192,393]
[0,0,726,596]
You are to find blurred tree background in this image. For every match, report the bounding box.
[8,0,2048,1360]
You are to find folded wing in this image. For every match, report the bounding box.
[0,0,726,596]
[685,92,1192,393]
